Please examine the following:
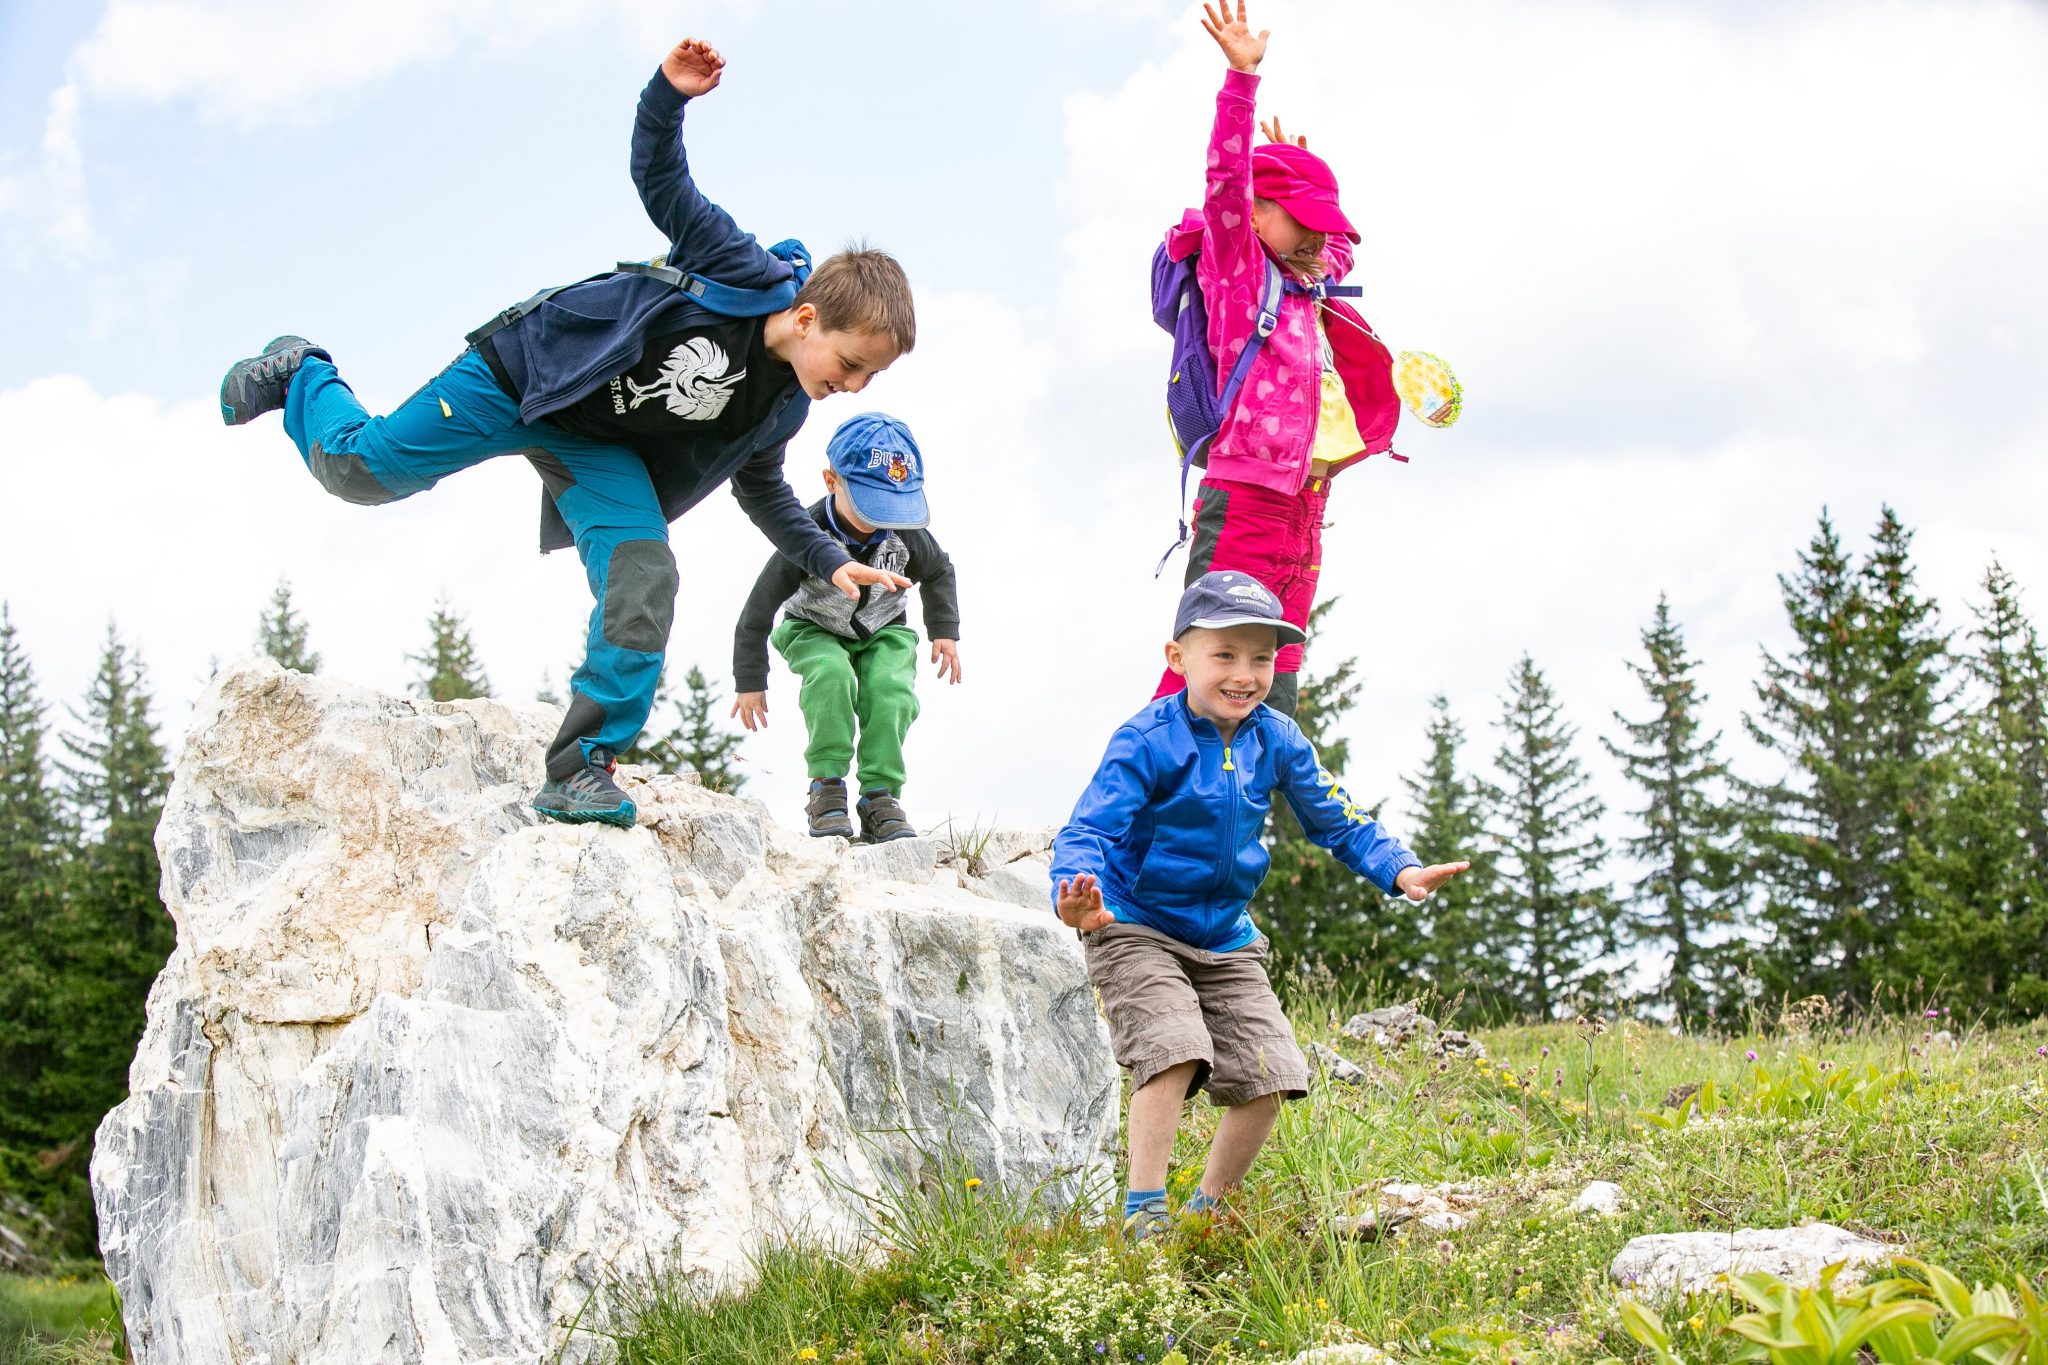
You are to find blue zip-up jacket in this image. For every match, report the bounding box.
[489,70,846,575]
[1051,695,1421,952]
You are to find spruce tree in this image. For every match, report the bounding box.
[409,598,492,702]
[1913,561,2048,1015]
[255,576,321,673]
[626,665,747,794]
[1487,654,1614,1018]
[41,625,175,1147]
[1399,694,1502,1012]
[1744,511,1877,1006]
[0,605,64,1142]
[1251,599,1414,989]
[1602,596,1741,1025]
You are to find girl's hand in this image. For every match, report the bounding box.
[931,640,963,684]
[1201,0,1269,74]
[661,38,725,97]
[1260,115,1307,149]
[1056,875,1114,932]
[730,691,768,731]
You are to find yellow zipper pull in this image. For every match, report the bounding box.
[1223,745,1235,772]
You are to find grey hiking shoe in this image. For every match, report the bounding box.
[220,335,328,425]
[1123,1195,1173,1242]
[805,778,854,838]
[532,747,636,828]
[856,790,916,843]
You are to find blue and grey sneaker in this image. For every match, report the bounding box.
[806,778,855,838]
[856,790,917,843]
[219,335,328,425]
[1123,1195,1173,1242]
[532,747,636,828]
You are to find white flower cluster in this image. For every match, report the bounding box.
[985,1244,1197,1363]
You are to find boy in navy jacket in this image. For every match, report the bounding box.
[218,37,914,827]
[1052,571,1467,1236]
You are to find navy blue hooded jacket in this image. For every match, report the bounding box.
[1051,694,1420,952]
[488,71,844,571]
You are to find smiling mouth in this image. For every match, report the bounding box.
[1220,687,1257,704]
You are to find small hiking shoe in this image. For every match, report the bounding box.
[531,747,636,828]
[856,790,916,843]
[220,335,328,425]
[1123,1195,1173,1242]
[805,778,855,839]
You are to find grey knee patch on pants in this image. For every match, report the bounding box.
[308,442,398,506]
[546,692,609,779]
[1265,672,1300,717]
[602,541,678,653]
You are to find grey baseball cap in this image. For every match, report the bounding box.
[1172,571,1307,646]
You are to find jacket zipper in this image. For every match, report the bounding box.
[1214,741,1240,899]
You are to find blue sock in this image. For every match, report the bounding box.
[1123,1187,1166,1218]
[1185,1189,1220,1215]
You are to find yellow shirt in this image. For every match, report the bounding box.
[1309,311,1365,469]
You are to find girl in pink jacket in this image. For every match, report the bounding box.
[1154,0,1401,718]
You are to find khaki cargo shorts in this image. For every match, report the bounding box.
[1081,920,1310,1107]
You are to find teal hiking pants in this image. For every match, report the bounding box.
[771,619,920,795]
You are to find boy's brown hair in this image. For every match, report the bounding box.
[794,244,916,355]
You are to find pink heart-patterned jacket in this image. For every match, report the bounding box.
[1189,68,1400,496]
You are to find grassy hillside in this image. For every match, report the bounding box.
[594,997,2048,1363]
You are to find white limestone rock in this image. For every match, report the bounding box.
[1572,1180,1626,1218]
[1609,1223,1898,1296]
[91,662,1117,1365]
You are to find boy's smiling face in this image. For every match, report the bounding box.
[1166,623,1278,732]
[772,304,900,400]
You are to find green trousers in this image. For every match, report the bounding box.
[771,619,922,795]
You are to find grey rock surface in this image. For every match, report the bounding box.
[92,662,1117,1365]
[1609,1223,1897,1296]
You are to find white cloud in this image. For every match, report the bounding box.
[0,83,96,265]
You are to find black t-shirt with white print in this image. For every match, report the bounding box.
[544,315,789,447]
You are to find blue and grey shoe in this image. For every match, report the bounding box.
[532,747,636,828]
[219,335,328,425]
[856,790,917,843]
[806,778,855,838]
[1123,1195,1173,1242]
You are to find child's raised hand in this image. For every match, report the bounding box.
[1056,874,1113,932]
[932,640,963,685]
[1201,0,1269,74]
[1260,115,1307,149]
[831,562,912,600]
[1395,862,1472,903]
[661,38,725,97]
[730,691,769,732]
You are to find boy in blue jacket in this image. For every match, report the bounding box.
[1052,571,1467,1236]
[217,37,914,827]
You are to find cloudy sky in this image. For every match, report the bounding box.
[3,0,2045,851]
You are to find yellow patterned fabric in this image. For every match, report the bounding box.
[1394,350,1462,428]
[1310,315,1365,464]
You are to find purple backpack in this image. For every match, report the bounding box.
[1151,231,1355,572]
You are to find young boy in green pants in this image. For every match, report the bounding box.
[731,413,961,842]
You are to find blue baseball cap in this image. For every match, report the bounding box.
[1173,571,1307,645]
[825,412,928,530]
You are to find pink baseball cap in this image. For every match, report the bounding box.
[1251,143,1359,243]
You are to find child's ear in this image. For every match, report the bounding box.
[1163,640,1187,677]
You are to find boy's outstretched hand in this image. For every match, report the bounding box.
[932,639,963,684]
[1056,874,1114,932]
[662,38,725,97]
[1395,862,1472,902]
[731,691,769,731]
[831,563,912,599]
[1201,0,1269,74]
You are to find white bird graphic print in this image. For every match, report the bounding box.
[624,337,747,419]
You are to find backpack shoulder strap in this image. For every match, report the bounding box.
[616,238,812,318]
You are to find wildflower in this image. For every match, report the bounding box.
[1745,1049,1758,1062]
[2036,1045,2046,1058]
[798,1351,818,1362]
[965,1177,983,1189]
[1542,1045,1551,1056]
[1925,1008,1940,1018]
[1688,1316,1704,1332]
[1316,1297,1330,1312]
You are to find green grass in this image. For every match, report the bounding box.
[591,997,2048,1364]
[0,1273,123,1363]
